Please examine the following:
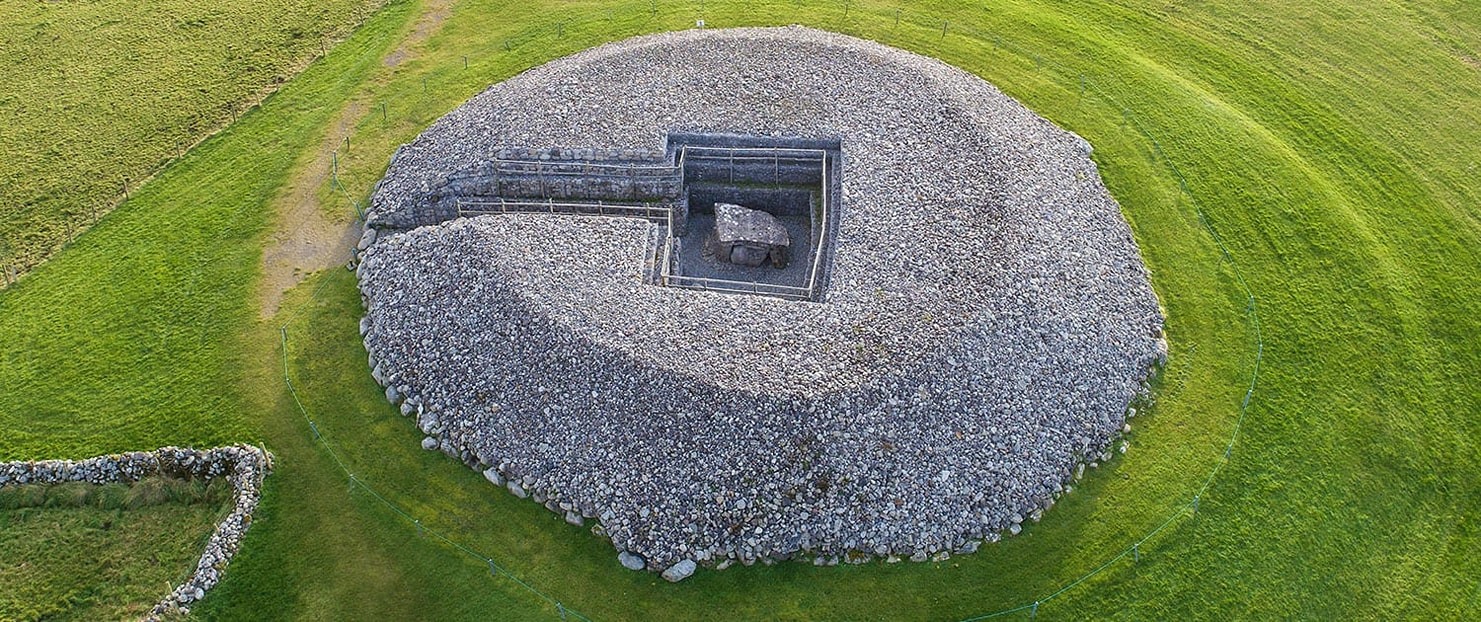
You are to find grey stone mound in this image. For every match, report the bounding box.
[356,27,1166,579]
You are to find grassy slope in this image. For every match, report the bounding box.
[0,0,1475,620]
[0,3,416,616]
[0,0,382,277]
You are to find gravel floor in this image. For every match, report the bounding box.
[357,26,1165,576]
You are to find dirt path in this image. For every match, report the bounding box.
[256,0,455,319]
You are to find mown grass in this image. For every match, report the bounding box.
[0,477,229,621]
[0,0,383,279]
[0,0,1475,619]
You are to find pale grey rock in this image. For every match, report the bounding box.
[662,559,697,582]
[618,551,646,571]
[507,481,528,498]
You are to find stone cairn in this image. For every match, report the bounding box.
[0,445,273,620]
[353,27,1169,582]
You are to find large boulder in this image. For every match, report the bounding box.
[713,203,789,268]
[618,551,646,571]
[661,559,697,582]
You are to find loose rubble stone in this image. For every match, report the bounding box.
[357,27,1164,574]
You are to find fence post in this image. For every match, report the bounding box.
[941,20,948,39]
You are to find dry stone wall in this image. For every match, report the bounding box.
[0,445,273,620]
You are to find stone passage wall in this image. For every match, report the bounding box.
[368,146,679,231]
[0,445,273,621]
[366,136,839,233]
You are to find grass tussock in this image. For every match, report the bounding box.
[0,476,230,511]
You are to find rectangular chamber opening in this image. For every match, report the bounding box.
[660,133,841,302]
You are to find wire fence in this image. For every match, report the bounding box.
[238,1,1263,619]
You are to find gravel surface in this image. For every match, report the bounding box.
[358,26,1165,574]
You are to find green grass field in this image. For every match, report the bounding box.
[0,478,230,621]
[0,0,1476,619]
[0,0,383,280]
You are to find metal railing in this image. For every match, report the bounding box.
[659,145,833,301]
[457,197,671,221]
[493,158,679,178]
[465,144,834,301]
